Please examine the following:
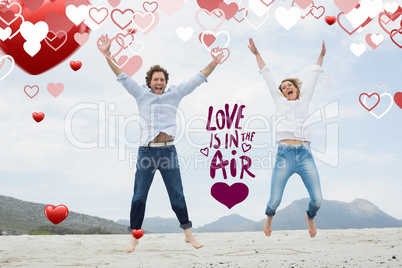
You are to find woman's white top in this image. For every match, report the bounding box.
[259,64,322,143]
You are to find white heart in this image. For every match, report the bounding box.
[0,55,15,82]
[128,41,144,56]
[384,2,399,13]
[248,0,271,17]
[23,41,41,57]
[66,5,90,25]
[363,92,394,119]
[0,27,11,41]
[371,33,384,46]
[20,21,49,43]
[200,30,231,52]
[350,43,366,57]
[243,8,269,29]
[275,7,301,30]
[176,26,193,42]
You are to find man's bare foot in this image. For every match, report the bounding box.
[125,236,139,253]
[184,228,203,249]
[263,216,273,237]
[305,215,317,238]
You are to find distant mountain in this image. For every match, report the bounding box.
[262,198,402,231]
[195,214,258,232]
[2,195,401,235]
[0,195,127,235]
[127,198,402,233]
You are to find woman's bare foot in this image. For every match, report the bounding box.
[184,228,203,249]
[125,236,139,253]
[263,216,273,237]
[305,215,317,238]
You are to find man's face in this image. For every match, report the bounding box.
[150,71,166,95]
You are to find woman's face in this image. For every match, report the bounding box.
[280,81,299,101]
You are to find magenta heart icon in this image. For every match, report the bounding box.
[210,182,249,209]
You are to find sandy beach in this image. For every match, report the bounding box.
[1,228,401,268]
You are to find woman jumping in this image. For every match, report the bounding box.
[249,38,326,238]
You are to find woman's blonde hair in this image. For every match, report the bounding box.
[279,78,302,99]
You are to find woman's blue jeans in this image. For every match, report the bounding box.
[266,143,323,219]
[129,145,192,230]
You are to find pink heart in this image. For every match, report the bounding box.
[110,8,134,30]
[24,85,39,99]
[334,0,358,14]
[211,182,249,209]
[143,1,158,13]
[294,0,313,10]
[218,2,238,20]
[45,30,68,51]
[21,0,44,12]
[121,55,143,77]
[115,33,134,49]
[211,47,230,64]
[157,0,184,16]
[195,8,225,32]
[47,82,64,98]
[132,11,155,32]
[108,0,121,8]
[89,7,109,25]
[260,0,274,7]
[74,32,89,46]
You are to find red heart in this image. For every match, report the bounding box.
[70,60,82,71]
[196,0,223,12]
[359,93,380,112]
[210,182,249,209]
[390,28,402,48]
[199,32,216,47]
[0,0,90,75]
[131,229,144,239]
[394,92,402,109]
[378,11,402,36]
[44,204,69,224]
[325,16,336,25]
[32,112,45,122]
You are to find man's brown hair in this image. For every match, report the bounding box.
[145,65,169,88]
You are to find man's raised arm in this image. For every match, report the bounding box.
[99,35,123,77]
[200,52,224,77]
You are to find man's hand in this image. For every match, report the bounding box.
[212,51,225,64]
[99,34,122,76]
[99,35,111,56]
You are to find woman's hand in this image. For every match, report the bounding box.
[248,38,259,55]
[316,40,326,66]
[320,40,326,58]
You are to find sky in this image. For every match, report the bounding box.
[1,0,402,229]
